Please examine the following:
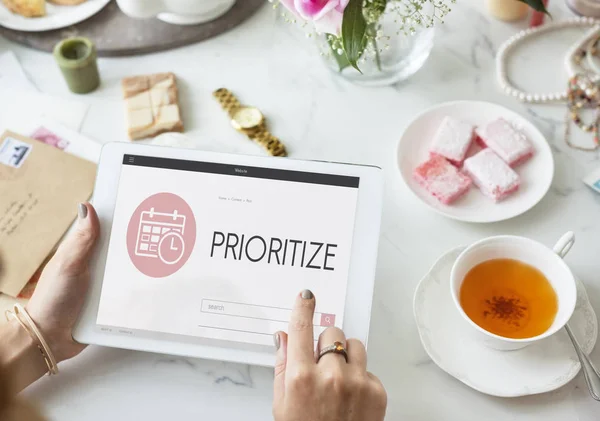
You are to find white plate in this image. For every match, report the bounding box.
[397,101,554,223]
[0,0,110,32]
[413,247,598,398]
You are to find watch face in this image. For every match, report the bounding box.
[232,107,264,130]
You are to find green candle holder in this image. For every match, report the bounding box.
[53,37,100,94]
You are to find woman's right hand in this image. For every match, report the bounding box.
[273,290,387,421]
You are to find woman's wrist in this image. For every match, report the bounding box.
[0,319,49,393]
[25,311,82,364]
[38,327,75,364]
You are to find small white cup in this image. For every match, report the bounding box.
[116,0,237,25]
[450,232,577,351]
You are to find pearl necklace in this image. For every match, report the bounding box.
[496,17,600,104]
[564,26,600,78]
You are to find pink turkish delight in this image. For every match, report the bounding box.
[414,155,472,205]
[463,149,520,202]
[430,116,476,166]
[475,118,534,166]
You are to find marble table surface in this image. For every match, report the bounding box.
[2,0,600,419]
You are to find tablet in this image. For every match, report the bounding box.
[74,143,383,367]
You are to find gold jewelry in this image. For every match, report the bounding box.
[213,88,287,157]
[564,109,600,151]
[5,304,59,375]
[565,74,600,151]
[317,341,348,363]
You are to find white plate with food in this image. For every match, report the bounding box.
[397,101,554,223]
[0,0,110,32]
[413,247,598,398]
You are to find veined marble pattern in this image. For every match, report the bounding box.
[2,0,600,419]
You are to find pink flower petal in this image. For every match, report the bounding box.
[294,0,338,21]
[279,0,347,36]
[312,8,344,35]
[279,0,300,17]
[336,0,349,12]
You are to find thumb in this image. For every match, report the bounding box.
[273,331,288,405]
[54,202,100,275]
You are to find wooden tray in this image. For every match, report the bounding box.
[0,0,265,57]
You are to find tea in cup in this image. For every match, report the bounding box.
[450,232,577,351]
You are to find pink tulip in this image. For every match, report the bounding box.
[280,0,350,35]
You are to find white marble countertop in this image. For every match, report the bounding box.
[2,0,600,419]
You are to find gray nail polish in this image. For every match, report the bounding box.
[78,203,88,219]
[301,289,314,300]
[273,333,280,350]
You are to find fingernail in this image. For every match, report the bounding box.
[301,289,314,300]
[78,203,88,219]
[273,332,280,350]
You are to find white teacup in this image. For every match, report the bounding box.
[450,232,577,351]
[116,0,237,25]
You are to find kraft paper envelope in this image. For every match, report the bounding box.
[0,131,96,297]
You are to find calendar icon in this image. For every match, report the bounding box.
[135,207,187,265]
[127,193,196,277]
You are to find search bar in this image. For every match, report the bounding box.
[201,299,336,327]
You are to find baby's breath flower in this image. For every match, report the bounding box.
[273,0,453,67]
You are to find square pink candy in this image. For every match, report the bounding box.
[463,149,520,202]
[430,116,476,166]
[414,155,472,205]
[475,118,534,166]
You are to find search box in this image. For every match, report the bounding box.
[201,299,336,327]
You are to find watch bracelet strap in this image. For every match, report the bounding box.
[213,88,242,118]
[248,127,287,157]
[213,88,288,157]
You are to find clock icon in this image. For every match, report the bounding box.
[158,232,186,265]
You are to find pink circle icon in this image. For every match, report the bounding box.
[126,193,196,278]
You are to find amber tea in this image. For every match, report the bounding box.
[459,258,558,339]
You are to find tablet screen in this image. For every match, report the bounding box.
[96,154,360,348]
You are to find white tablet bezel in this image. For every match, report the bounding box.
[73,143,383,367]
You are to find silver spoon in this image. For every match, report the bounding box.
[565,324,600,401]
[553,232,600,401]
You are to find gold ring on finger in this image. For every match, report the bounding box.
[317,341,348,363]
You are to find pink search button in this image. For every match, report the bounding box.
[320,314,336,327]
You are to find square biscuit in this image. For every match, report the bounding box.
[122,72,183,140]
[150,87,178,108]
[149,72,176,89]
[122,76,150,98]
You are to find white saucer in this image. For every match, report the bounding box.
[0,0,110,32]
[397,101,554,223]
[413,247,598,398]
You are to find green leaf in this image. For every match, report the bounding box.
[328,36,351,72]
[518,0,550,15]
[341,0,367,72]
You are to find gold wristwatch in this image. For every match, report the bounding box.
[213,88,287,157]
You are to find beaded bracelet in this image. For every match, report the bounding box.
[5,304,59,376]
[565,74,600,150]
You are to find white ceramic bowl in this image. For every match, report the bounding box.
[450,232,577,351]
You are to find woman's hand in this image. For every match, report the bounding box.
[26,203,100,363]
[273,290,387,421]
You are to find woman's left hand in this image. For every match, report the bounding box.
[26,202,100,363]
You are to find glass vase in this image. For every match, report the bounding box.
[318,12,435,87]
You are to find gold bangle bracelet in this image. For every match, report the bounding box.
[5,304,59,376]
